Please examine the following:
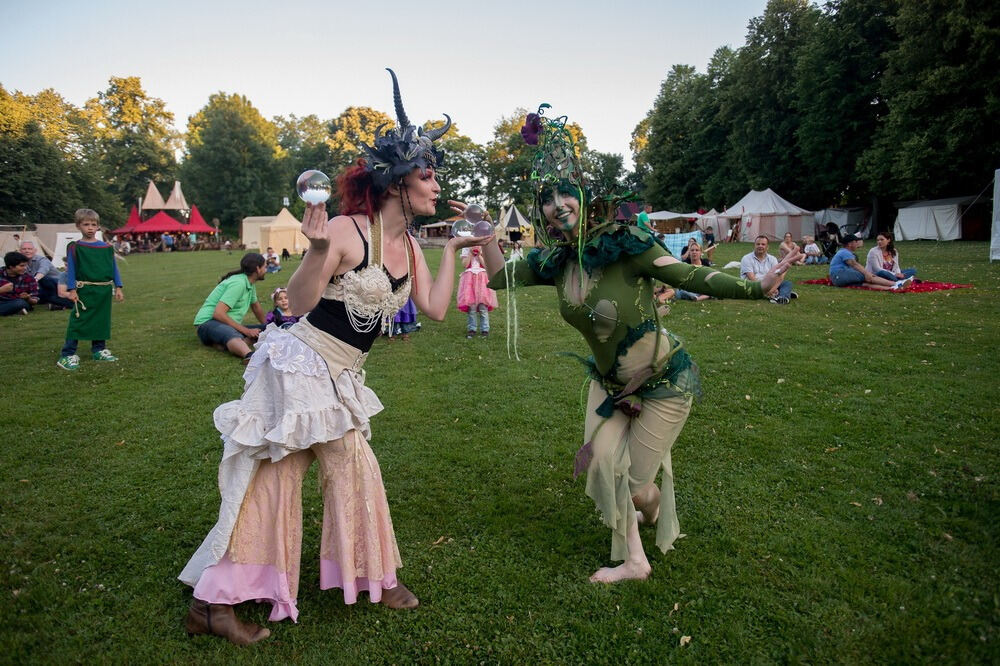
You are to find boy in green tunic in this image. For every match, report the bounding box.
[56,209,124,371]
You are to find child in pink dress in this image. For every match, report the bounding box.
[457,246,498,338]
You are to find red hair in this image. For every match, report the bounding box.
[336,159,390,218]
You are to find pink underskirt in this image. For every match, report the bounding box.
[193,555,400,622]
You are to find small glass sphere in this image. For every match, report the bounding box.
[452,219,474,237]
[296,170,331,205]
[463,204,485,223]
[473,220,494,236]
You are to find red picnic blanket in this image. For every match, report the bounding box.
[800,278,972,293]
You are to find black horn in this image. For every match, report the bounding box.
[423,114,452,142]
[386,68,410,129]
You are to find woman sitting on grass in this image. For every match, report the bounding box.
[830,234,912,290]
[179,69,491,645]
[864,231,917,283]
[479,105,801,584]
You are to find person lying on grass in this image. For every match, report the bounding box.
[479,105,803,584]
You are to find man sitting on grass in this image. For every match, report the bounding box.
[740,236,797,304]
[0,251,39,316]
[193,253,268,363]
[829,234,912,291]
[19,240,74,310]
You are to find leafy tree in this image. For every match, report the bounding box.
[84,77,178,209]
[0,122,81,224]
[582,150,626,197]
[721,0,820,203]
[643,64,703,209]
[858,0,1000,200]
[181,93,287,230]
[327,106,395,161]
[794,0,897,206]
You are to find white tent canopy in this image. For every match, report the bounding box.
[648,210,696,220]
[163,181,189,211]
[894,196,974,241]
[720,188,814,241]
[815,207,869,238]
[140,180,166,211]
[260,208,308,254]
[692,208,731,240]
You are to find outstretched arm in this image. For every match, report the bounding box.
[635,248,802,299]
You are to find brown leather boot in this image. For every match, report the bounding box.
[380,583,419,610]
[185,599,271,646]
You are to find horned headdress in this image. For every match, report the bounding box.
[361,68,452,190]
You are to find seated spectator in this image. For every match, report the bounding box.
[265,287,300,329]
[830,235,912,290]
[683,242,712,267]
[802,235,827,264]
[264,246,281,273]
[193,253,269,362]
[779,232,805,265]
[865,232,917,283]
[679,237,699,262]
[0,251,39,316]
[740,236,798,304]
[19,240,73,310]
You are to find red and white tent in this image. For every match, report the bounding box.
[720,189,814,241]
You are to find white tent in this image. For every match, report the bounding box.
[894,196,974,241]
[815,207,869,238]
[140,180,167,211]
[720,188,814,241]
[163,181,189,211]
[260,208,309,254]
[241,214,275,249]
[991,170,1000,261]
[692,208,731,240]
[498,205,533,243]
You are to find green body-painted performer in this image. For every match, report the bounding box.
[477,105,801,583]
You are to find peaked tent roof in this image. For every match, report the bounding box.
[112,206,142,234]
[186,205,217,233]
[720,188,811,218]
[141,181,167,211]
[261,207,302,229]
[499,205,530,229]
[134,211,185,233]
[163,181,189,210]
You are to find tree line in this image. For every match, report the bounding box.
[2,0,996,231]
[635,0,999,214]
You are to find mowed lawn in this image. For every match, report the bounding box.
[2,241,998,664]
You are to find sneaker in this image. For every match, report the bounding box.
[893,277,914,291]
[769,297,779,304]
[466,331,475,339]
[93,349,118,362]
[57,355,80,371]
[481,331,489,338]
[775,296,790,305]
[790,291,799,299]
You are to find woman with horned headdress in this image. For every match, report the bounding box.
[179,69,493,644]
[477,106,801,584]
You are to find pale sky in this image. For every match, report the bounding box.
[1,0,768,169]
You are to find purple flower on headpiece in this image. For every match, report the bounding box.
[520,113,542,145]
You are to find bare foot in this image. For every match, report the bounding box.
[589,560,652,584]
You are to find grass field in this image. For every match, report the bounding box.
[2,241,998,664]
